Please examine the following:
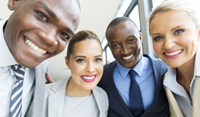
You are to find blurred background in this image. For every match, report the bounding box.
[0,0,199,81]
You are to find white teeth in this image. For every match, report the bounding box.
[165,50,182,56]
[123,55,133,60]
[82,76,95,79]
[25,37,47,55]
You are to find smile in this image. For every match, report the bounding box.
[164,50,183,56]
[123,55,133,60]
[25,37,47,55]
[81,75,97,83]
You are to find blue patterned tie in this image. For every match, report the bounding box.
[10,65,26,117]
[129,70,144,117]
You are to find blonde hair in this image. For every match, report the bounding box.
[149,0,199,28]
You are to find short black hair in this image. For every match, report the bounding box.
[106,17,139,37]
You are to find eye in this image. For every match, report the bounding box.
[174,29,184,35]
[37,12,48,22]
[76,59,85,63]
[153,36,163,41]
[61,32,70,40]
[127,39,135,43]
[95,58,102,62]
[112,43,120,48]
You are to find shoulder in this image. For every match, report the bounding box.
[94,86,108,97]
[93,86,109,109]
[45,77,68,94]
[104,61,117,70]
[144,54,168,71]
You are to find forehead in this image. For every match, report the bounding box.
[107,21,139,41]
[28,0,80,31]
[72,40,102,55]
[150,10,195,32]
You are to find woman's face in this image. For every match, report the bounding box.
[65,39,103,91]
[149,10,200,68]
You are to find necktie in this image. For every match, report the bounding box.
[10,65,26,117]
[129,70,144,117]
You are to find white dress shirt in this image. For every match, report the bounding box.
[164,42,200,117]
[0,19,35,117]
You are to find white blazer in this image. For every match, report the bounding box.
[42,77,109,117]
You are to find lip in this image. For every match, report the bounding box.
[23,35,51,58]
[163,49,183,59]
[81,74,97,83]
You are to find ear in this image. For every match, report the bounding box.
[197,28,200,41]
[8,0,22,11]
[65,56,70,69]
[139,32,142,43]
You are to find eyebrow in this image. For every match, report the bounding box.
[94,55,102,58]
[38,2,74,35]
[171,25,184,31]
[74,55,102,59]
[38,2,57,20]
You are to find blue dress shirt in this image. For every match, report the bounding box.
[113,55,155,110]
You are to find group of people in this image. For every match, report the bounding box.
[0,0,200,117]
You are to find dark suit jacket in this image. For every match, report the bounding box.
[98,54,169,117]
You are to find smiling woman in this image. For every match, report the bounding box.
[149,0,200,116]
[43,30,108,117]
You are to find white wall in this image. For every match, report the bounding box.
[0,0,121,81]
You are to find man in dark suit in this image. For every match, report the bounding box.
[98,17,169,117]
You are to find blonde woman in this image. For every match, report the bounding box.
[149,0,200,117]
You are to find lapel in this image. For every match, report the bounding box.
[193,76,200,117]
[162,73,183,117]
[164,85,183,117]
[107,61,133,116]
[27,63,46,117]
[93,87,103,117]
[140,56,161,116]
[48,78,68,117]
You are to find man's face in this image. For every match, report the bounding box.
[4,0,80,68]
[106,21,142,68]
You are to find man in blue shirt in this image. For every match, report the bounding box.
[98,17,169,117]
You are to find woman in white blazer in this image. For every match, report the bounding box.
[43,30,108,117]
[149,0,200,117]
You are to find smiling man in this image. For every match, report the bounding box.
[0,0,80,116]
[98,17,169,117]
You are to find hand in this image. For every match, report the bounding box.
[45,73,54,84]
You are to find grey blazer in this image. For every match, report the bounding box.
[43,77,109,117]
[25,60,49,117]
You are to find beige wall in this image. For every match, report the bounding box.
[0,1,13,18]
[0,0,121,81]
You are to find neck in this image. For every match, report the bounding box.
[65,78,92,97]
[176,55,196,82]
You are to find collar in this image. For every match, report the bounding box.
[194,42,200,76]
[0,18,18,67]
[116,55,144,78]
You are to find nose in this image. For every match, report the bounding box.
[121,44,129,55]
[86,62,95,72]
[37,28,58,46]
[163,36,175,49]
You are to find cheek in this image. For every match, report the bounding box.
[96,64,103,74]
[153,42,162,54]
[179,36,195,47]
[57,41,67,53]
[69,63,83,75]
